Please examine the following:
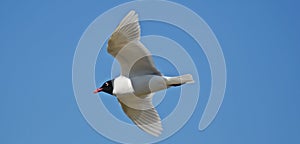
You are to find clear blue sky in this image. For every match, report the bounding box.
[1,0,299,143]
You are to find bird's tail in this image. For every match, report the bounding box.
[164,74,194,87]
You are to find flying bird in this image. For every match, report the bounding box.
[94,10,194,137]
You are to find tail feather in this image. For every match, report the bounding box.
[164,74,194,86]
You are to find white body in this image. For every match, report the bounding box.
[105,10,194,136]
[114,74,194,96]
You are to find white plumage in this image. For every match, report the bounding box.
[103,10,194,136]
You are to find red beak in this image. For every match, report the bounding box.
[93,88,103,94]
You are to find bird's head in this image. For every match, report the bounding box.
[93,80,113,95]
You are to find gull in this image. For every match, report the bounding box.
[94,10,194,137]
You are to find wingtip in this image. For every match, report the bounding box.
[127,10,138,17]
[152,132,162,137]
[145,128,163,137]
[128,10,136,13]
[129,10,137,13]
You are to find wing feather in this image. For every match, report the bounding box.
[107,10,161,77]
[108,10,140,57]
[117,94,163,137]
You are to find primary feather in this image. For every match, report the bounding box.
[107,10,161,78]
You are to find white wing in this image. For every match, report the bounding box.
[117,93,163,137]
[107,10,161,77]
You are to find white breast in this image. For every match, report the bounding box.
[113,76,134,95]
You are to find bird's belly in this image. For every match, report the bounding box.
[131,75,167,96]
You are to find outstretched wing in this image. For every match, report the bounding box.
[107,10,161,77]
[117,93,163,137]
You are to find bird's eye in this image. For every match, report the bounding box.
[105,82,109,86]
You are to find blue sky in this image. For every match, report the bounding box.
[1,0,299,143]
